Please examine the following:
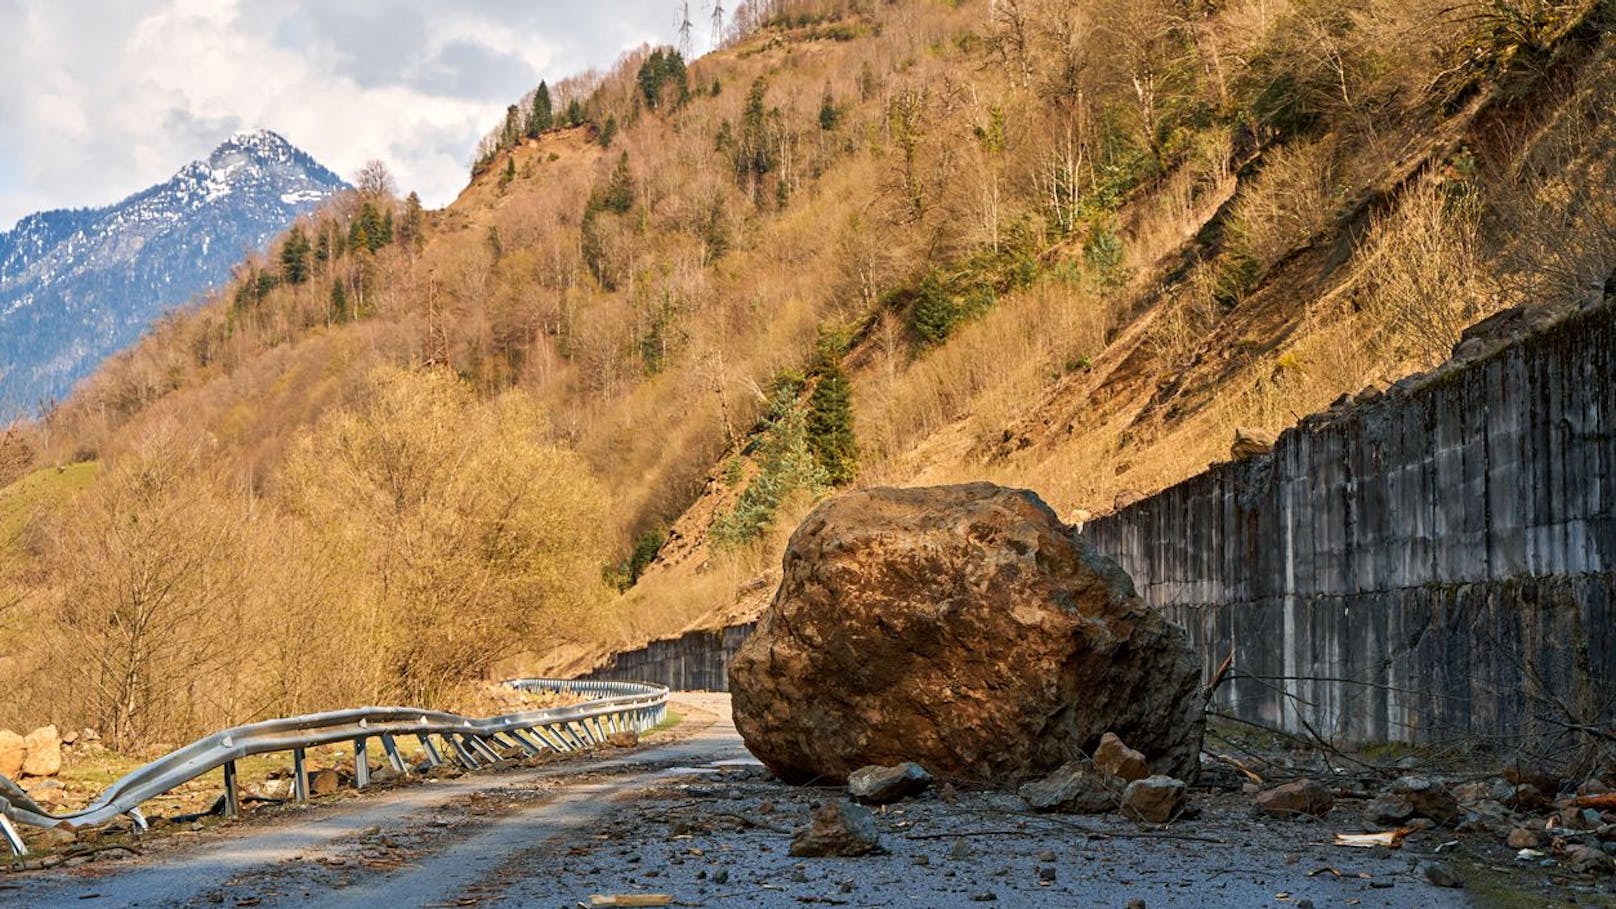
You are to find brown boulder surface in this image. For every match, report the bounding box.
[21,725,62,777]
[729,483,1205,785]
[0,729,22,778]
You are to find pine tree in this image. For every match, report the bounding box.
[502,104,522,148]
[601,152,635,214]
[566,99,585,127]
[526,81,553,138]
[807,359,858,485]
[819,87,840,131]
[330,279,348,321]
[280,225,312,285]
[399,191,425,253]
[598,116,619,148]
[500,156,516,189]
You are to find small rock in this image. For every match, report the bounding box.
[308,769,342,797]
[947,838,971,860]
[1122,776,1186,824]
[913,854,930,867]
[1296,900,1315,909]
[1254,779,1335,818]
[789,802,881,858]
[1037,850,1056,862]
[1231,427,1277,460]
[606,731,639,748]
[968,892,997,902]
[1567,844,1614,875]
[1126,900,1147,909]
[21,725,62,777]
[37,825,76,849]
[1382,776,1460,826]
[1038,866,1056,883]
[1019,762,1121,814]
[847,762,931,804]
[1423,862,1462,888]
[1093,733,1150,782]
[1506,827,1541,849]
[712,868,730,885]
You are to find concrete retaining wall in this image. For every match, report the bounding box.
[1086,304,1615,746]
[580,624,756,691]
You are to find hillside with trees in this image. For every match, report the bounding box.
[2,0,1614,743]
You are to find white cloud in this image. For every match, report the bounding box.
[0,0,705,228]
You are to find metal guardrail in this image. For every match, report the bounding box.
[0,678,668,857]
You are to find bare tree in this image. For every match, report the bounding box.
[355,159,397,198]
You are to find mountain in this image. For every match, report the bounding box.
[0,130,348,419]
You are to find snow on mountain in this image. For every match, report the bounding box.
[0,129,349,420]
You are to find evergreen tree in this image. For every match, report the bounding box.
[330,279,349,321]
[736,76,776,181]
[279,225,312,285]
[637,48,690,111]
[601,152,635,214]
[819,87,840,131]
[807,358,857,485]
[566,99,585,127]
[526,81,553,138]
[399,192,425,252]
[502,104,522,148]
[597,115,618,148]
[314,228,331,267]
[500,156,517,189]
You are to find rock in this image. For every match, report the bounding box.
[1093,733,1149,783]
[21,725,62,777]
[1231,428,1277,460]
[1505,782,1549,811]
[1019,762,1122,814]
[607,731,640,748]
[1378,776,1460,826]
[1113,489,1145,511]
[1503,760,1562,795]
[1126,899,1147,909]
[1122,776,1186,824]
[1366,793,1416,826]
[309,769,342,797]
[729,484,1205,786]
[789,802,881,857]
[1423,862,1462,888]
[0,729,22,778]
[847,762,931,804]
[36,825,76,849]
[1254,779,1335,818]
[1567,844,1614,875]
[1506,827,1541,849]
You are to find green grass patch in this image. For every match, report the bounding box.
[652,710,683,733]
[0,461,98,546]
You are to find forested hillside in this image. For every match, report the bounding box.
[3,0,1613,745]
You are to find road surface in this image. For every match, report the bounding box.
[3,694,1480,908]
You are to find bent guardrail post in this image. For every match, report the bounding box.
[354,738,371,790]
[222,760,240,818]
[417,734,443,767]
[0,814,24,857]
[380,735,406,773]
[292,748,309,801]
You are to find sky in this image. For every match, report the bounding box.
[0,0,722,229]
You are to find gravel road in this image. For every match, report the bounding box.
[2,694,1479,909]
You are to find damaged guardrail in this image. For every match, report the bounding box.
[0,678,668,857]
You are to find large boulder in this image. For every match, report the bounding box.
[0,730,22,778]
[729,483,1204,786]
[21,725,61,777]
